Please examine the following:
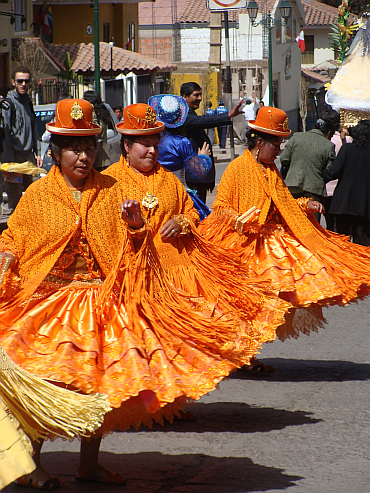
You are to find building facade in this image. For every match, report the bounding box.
[0,0,34,95]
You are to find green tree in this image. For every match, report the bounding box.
[329,0,360,63]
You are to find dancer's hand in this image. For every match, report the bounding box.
[121,200,144,229]
[160,219,181,239]
[307,200,325,214]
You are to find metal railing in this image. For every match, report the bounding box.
[37,79,79,104]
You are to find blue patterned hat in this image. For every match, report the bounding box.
[148,94,188,128]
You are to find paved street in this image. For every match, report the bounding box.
[3,143,370,492]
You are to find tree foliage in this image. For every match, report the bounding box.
[328,0,361,63]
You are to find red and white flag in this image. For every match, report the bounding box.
[296,30,305,52]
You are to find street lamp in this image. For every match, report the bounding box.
[109,37,114,80]
[247,0,292,106]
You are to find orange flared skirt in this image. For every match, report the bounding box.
[0,274,288,433]
[199,216,370,340]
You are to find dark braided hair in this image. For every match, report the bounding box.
[245,128,282,150]
[83,90,111,125]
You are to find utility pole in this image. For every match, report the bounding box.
[224,11,235,160]
[93,0,100,94]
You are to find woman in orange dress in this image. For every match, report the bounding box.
[0,100,290,487]
[103,104,288,334]
[199,106,370,366]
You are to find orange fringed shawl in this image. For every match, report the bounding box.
[103,157,291,348]
[103,157,200,281]
[0,166,128,292]
[200,150,370,335]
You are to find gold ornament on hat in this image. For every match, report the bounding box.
[340,108,370,127]
[145,106,157,126]
[127,106,158,129]
[70,102,84,120]
[268,109,289,131]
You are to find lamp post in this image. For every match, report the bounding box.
[109,37,114,80]
[93,0,100,95]
[247,0,292,106]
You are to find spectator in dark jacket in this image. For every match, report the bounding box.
[324,120,370,245]
[180,81,243,203]
[280,118,336,223]
[3,65,41,214]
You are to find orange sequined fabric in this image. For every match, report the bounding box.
[0,161,291,434]
[199,149,370,340]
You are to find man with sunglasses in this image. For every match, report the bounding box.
[2,65,41,214]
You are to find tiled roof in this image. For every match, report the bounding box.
[140,0,338,27]
[302,0,338,26]
[46,42,176,74]
[139,0,190,25]
[179,0,211,23]
[302,67,331,83]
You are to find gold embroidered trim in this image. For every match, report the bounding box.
[267,109,289,131]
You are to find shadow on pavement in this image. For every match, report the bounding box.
[3,451,302,493]
[230,358,370,382]
[129,402,320,434]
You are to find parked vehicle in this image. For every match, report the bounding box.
[34,102,122,171]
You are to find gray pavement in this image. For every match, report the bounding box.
[3,144,370,492]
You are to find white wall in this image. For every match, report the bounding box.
[180,27,210,62]
[179,19,264,63]
[273,27,302,125]
[238,14,264,60]
[312,28,333,65]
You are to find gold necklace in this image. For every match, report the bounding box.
[69,187,83,203]
[258,162,268,178]
[130,167,159,210]
[142,184,159,210]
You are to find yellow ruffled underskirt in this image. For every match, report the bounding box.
[0,402,35,490]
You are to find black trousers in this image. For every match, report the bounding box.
[186,182,211,204]
[335,214,370,246]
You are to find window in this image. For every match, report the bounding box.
[276,11,293,44]
[126,22,135,51]
[103,23,110,43]
[301,35,314,64]
[14,0,26,32]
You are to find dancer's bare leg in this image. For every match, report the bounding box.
[78,436,124,484]
[16,439,63,488]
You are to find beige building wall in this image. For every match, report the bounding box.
[1,0,34,92]
[32,3,138,50]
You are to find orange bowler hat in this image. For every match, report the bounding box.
[248,106,291,137]
[116,103,165,135]
[46,99,102,135]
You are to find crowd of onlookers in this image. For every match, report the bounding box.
[1,65,370,245]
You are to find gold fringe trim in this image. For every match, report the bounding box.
[0,347,111,441]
